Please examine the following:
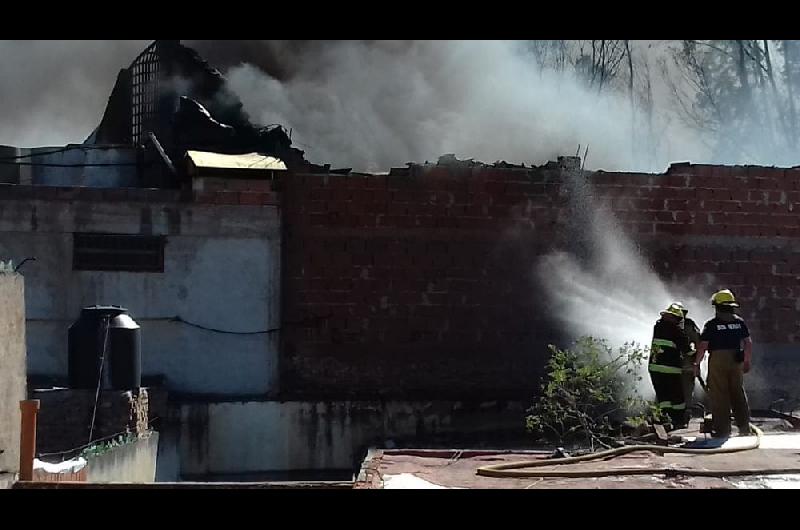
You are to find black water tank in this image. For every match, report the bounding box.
[107,312,141,390]
[67,305,141,390]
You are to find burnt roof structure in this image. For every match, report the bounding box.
[86,40,317,187]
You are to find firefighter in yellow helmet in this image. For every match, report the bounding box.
[649,303,692,429]
[693,289,753,437]
[673,302,701,412]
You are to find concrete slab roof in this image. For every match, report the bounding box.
[356,417,800,490]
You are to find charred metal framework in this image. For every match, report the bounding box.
[130,43,160,146]
[73,233,165,273]
[89,40,311,179]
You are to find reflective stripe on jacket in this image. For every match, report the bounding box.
[649,318,691,372]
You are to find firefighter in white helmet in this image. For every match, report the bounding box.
[693,289,753,437]
[649,303,692,429]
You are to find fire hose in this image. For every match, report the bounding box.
[477,422,800,479]
[478,367,800,480]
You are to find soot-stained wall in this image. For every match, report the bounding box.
[280,161,800,405]
[281,163,571,400]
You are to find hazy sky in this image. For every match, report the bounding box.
[0,40,150,147]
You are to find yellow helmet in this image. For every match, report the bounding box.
[711,289,739,307]
[673,301,688,316]
[660,303,684,319]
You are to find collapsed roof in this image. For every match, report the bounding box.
[85,40,316,179]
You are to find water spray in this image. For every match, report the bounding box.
[537,161,713,400]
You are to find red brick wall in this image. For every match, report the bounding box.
[33,389,151,456]
[591,163,800,239]
[281,163,579,400]
[280,162,800,400]
[590,163,800,346]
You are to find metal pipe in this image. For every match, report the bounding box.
[19,400,40,481]
[147,132,176,175]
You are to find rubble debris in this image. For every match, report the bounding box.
[653,424,669,445]
[557,156,581,170]
[493,160,526,169]
[436,154,482,167]
[666,161,692,174]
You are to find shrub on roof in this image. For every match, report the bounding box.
[526,337,664,449]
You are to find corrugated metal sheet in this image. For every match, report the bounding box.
[187,151,287,171]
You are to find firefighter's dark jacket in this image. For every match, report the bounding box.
[650,318,691,374]
[684,318,701,346]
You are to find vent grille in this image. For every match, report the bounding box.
[73,233,165,273]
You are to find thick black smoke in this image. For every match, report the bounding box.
[187,40,328,82]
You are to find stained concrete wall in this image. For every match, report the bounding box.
[175,400,526,478]
[0,274,26,484]
[0,195,281,396]
[155,420,181,482]
[85,432,159,483]
[0,145,137,187]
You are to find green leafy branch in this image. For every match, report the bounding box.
[526,336,665,448]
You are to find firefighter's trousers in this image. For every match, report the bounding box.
[649,369,687,426]
[707,349,751,436]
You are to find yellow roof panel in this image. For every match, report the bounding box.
[187,150,287,171]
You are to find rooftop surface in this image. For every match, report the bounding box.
[356,416,800,489]
[186,150,287,171]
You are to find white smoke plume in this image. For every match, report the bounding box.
[223,40,704,173]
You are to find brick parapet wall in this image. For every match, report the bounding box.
[590,164,800,238]
[589,164,800,346]
[33,388,152,456]
[280,162,800,399]
[281,165,575,399]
